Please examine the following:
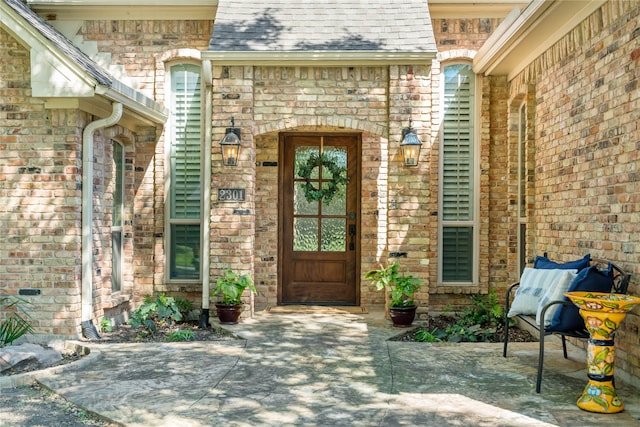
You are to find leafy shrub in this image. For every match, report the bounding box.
[458,290,504,329]
[212,269,256,305]
[0,295,34,346]
[444,323,493,343]
[420,291,507,343]
[168,329,196,342]
[99,316,113,333]
[174,298,194,316]
[414,327,443,343]
[364,262,421,308]
[128,293,185,333]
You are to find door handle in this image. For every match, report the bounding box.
[348,224,356,251]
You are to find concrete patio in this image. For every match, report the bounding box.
[3,308,640,426]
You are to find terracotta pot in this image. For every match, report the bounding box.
[389,305,417,327]
[215,303,243,325]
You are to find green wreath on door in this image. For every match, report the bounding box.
[297,152,348,203]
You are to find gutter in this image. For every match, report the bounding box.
[81,102,123,339]
[201,50,437,66]
[97,79,168,126]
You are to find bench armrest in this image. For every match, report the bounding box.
[504,282,520,314]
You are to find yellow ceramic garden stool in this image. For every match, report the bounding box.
[564,291,640,414]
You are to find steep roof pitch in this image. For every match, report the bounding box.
[208,0,436,64]
[4,0,112,85]
[2,0,166,124]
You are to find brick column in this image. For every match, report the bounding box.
[211,65,256,312]
[388,64,432,318]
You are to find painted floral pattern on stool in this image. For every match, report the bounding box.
[565,292,640,414]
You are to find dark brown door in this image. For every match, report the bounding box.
[280,134,360,305]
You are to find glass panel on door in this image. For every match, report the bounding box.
[292,145,348,253]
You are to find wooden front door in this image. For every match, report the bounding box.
[280,134,360,305]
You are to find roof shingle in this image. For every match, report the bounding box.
[209,0,436,53]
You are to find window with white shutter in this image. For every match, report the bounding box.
[111,140,124,292]
[518,101,528,275]
[439,63,476,283]
[168,64,202,280]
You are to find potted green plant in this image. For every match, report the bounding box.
[211,269,257,324]
[364,262,422,327]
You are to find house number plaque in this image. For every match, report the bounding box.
[218,188,245,202]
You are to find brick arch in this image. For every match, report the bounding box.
[253,116,387,138]
[158,48,202,65]
[437,49,476,62]
[104,126,135,146]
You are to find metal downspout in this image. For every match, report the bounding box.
[81,102,123,338]
[200,60,213,328]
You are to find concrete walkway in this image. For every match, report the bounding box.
[11,309,640,426]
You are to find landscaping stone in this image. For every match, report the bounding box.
[0,343,62,374]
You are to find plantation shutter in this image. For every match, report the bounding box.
[441,64,475,282]
[170,64,201,219]
[442,64,473,221]
[168,64,202,280]
[442,227,473,282]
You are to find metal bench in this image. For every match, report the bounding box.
[502,258,630,393]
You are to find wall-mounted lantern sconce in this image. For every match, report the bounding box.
[400,117,422,167]
[220,117,241,166]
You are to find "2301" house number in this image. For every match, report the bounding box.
[218,188,246,202]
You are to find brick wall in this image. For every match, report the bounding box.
[81,20,213,100]
[0,22,167,336]
[509,1,640,382]
[428,18,503,312]
[80,20,213,306]
[433,18,501,50]
[212,64,433,310]
[0,28,83,337]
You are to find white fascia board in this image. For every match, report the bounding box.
[474,0,606,80]
[202,51,437,66]
[473,0,552,76]
[27,0,218,20]
[1,2,167,125]
[41,80,168,125]
[1,3,97,95]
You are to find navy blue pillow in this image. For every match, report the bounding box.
[547,264,614,333]
[534,253,590,271]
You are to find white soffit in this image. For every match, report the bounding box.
[2,0,167,125]
[26,0,218,20]
[428,0,527,19]
[473,0,607,80]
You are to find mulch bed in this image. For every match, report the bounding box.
[389,315,537,343]
[92,322,237,344]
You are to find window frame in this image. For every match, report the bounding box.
[165,61,204,283]
[517,100,527,276]
[111,139,124,293]
[437,61,480,286]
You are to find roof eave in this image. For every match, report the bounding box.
[1,0,167,126]
[27,0,218,20]
[473,0,607,80]
[202,50,437,66]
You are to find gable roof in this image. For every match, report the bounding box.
[206,0,437,65]
[6,0,111,85]
[1,0,166,125]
